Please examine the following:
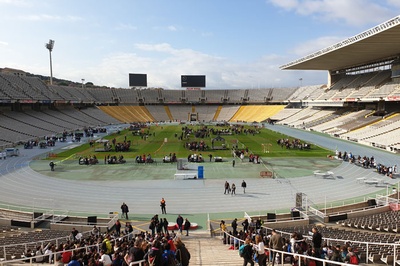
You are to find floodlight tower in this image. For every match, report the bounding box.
[45,39,55,85]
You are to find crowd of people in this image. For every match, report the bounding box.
[187,153,204,162]
[221,221,361,266]
[277,138,311,150]
[162,153,177,163]
[21,223,191,266]
[79,155,99,165]
[185,140,207,151]
[106,155,126,164]
[335,150,398,178]
[115,141,131,152]
[135,154,155,164]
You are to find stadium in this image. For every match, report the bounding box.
[0,14,400,266]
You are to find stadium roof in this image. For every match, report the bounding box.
[281,15,400,71]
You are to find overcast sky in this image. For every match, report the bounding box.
[0,0,399,89]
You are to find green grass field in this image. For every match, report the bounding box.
[54,124,332,160]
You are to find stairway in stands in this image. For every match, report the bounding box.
[182,230,243,266]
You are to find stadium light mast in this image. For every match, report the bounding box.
[45,39,55,85]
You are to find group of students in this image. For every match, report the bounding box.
[227,225,360,266]
[23,221,192,266]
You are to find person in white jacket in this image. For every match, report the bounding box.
[254,235,266,266]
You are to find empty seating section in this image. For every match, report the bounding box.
[309,109,371,134]
[270,108,302,120]
[229,105,285,122]
[3,111,62,133]
[277,107,321,125]
[289,85,323,101]
[0,113,50,139]
[271,87,297,101]
[80,107,121,124]
[1,74,48,101]
[186,90,203,102]
[291,109,337,128]
[316,87,340,100]
[204,90,226,103]
[41,108,87,128]
[216,106,239,121]
[168,105,192,121]
[140,89,160,104]
[193,105,219,122]
[0,122,34,143]
[367,82,399,98]
[342,114,400,141]
[163,90,183,103]
[390,87,400,96]
[0,107,101,142]
[227,89,245,102]
[88,87,116,103]
[98,106,155,123]
[246,89,270,102]
[349,71,392,98]
[334,111,381,133]
[146,105,171,121]
[49,85,78,101]
[98,106,131,123]
[66,87,96,102]
[364,128,400,148]
[21,76,63,101]
[337,210,400,233]
[0,75,31,100]
[57,108,105,127]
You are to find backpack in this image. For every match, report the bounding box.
[239,244,246,257]
[349,254,359,265]
[162,252,177,266]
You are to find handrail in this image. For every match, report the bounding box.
[0,231,143,266]
[220,230,367,266]
[262,226,399,266]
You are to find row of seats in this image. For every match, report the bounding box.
[336,210,400,233]
[275,224,400,264]
[0,107,119,144]
[0,73,299,104]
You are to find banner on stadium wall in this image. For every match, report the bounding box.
[387,96,400,101]
[345,98,356,102]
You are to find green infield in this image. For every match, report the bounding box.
[51,124,332,161]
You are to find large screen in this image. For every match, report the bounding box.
[181,75,206,87]
[129,73,147,87]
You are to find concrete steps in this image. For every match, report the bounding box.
[182,230,243,266]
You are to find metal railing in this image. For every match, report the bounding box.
[220,229,398,266]
[0,231,146,266]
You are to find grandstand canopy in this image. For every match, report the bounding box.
[281,15,400,71]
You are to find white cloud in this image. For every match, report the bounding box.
[0,0,30,7]
[268,0,395,26]
[0,41,8,46]
[115,23,137,31]
[16,14,82,22]
[290,36,345,56]
[57,43,325,89]
[167,25,177,31]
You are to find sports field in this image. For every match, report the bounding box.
[2,124,398,230]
